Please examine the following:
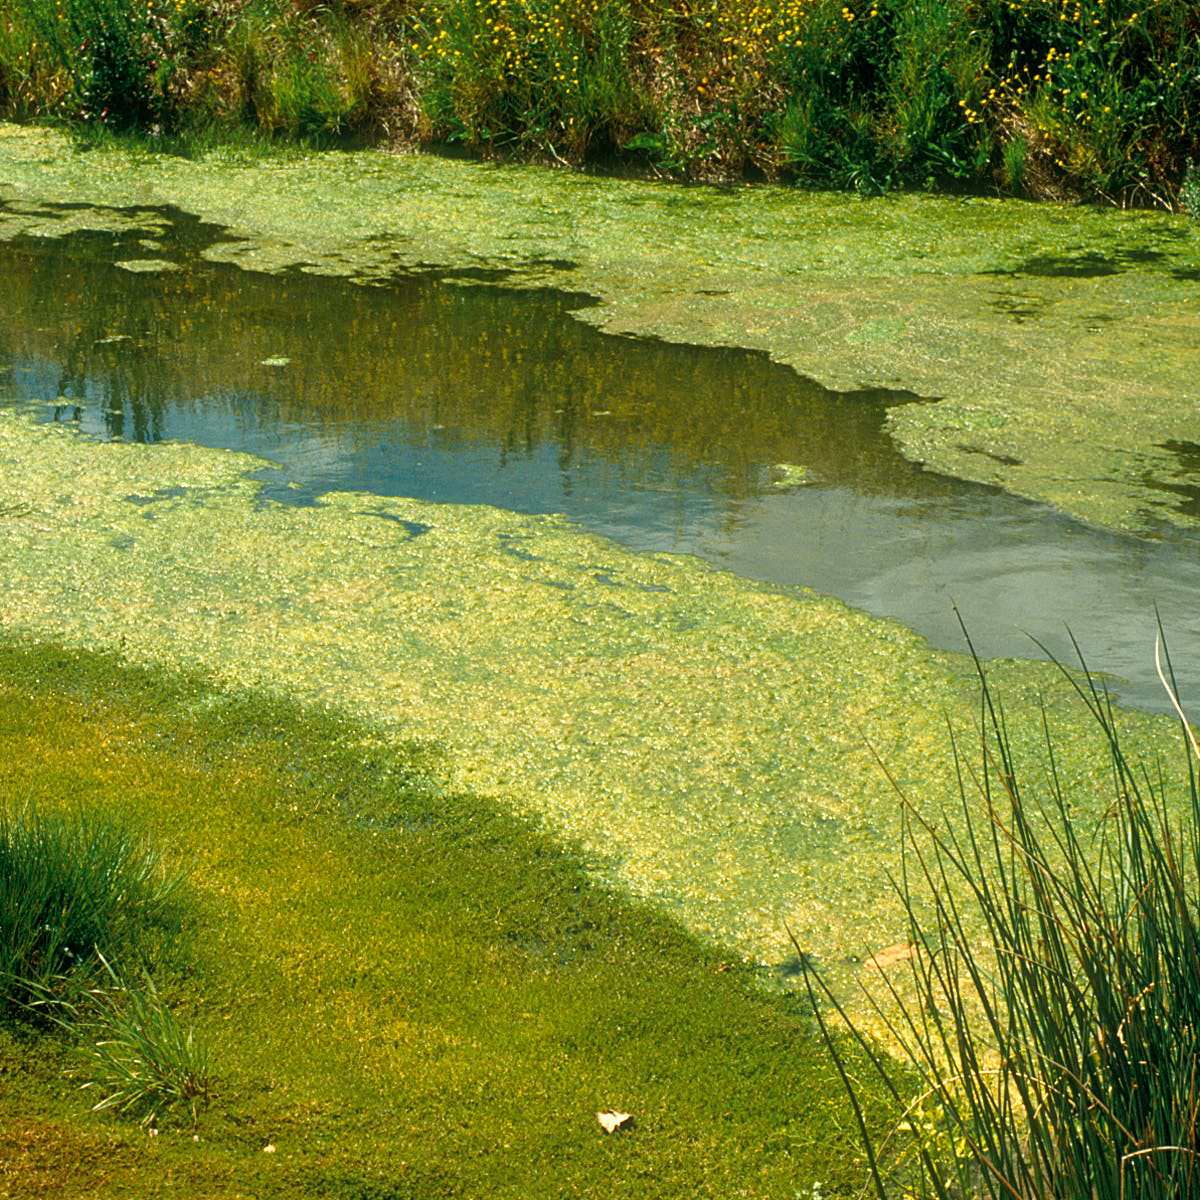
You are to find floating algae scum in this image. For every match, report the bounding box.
[2,215,1200,711]
[2,124,1198,534]
[0,126,1197,981]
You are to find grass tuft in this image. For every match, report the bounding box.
[58,954,213,1128]
[0,805,185,1015]
[803,624,1200,1198]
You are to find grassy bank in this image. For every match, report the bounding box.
[0,0,1197,204]
[0,635,894,1198]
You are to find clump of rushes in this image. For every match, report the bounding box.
[55,954,212,1127]
[0,806,184,1013]
[802,629,1200,1198]
[1,807,210,1125]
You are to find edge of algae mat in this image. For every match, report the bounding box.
[0,123,1198,535]
[0,409,1184,984]
[0,640,894,1200]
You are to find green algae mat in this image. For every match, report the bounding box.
[0,640,893,1200]
[0,122,1191,980]
[0,411,1182,985]
[1,123,1197,535]
[2,122,1197,1199]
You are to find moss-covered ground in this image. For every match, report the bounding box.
[0,410,1182,975]
[1,124,1197,534]
[0,637,900,1199]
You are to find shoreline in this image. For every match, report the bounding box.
[1,122,1198,537]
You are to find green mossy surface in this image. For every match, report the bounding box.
[0,411,1181,981]
[1,124,1198,533]
[0,638,897,1199]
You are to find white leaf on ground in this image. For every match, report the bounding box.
[596,1110,633,1133]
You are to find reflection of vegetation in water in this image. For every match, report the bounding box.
[0,411,1182,982]
[0,230,946,508]
[0,128,1197,534]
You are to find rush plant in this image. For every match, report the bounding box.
[64,954,213,1127]
[0,806,184,1014]
[803,627,1200,1198]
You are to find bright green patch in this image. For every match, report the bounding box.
[0,637,892,1198]
[0,124,1197,533]
[0,411,1181,989]
[769,463,810,489]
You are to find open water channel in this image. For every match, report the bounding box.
[2,204,1198,714]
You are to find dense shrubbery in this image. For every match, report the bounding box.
[0,0,1197,199]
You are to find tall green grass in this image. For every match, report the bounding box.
[1,0,1195,201]
[0,806,210,1127]
[5,0,170,127]
[802,631,1200,1198]
[0,806,184,1012]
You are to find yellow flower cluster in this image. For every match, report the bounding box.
[415,0,596,90]
[673,0,881,101]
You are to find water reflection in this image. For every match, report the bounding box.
[2,215,1198,712]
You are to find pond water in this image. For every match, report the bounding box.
[2,206,1198,713]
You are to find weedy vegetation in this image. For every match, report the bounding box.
[803,628,1200,1199]
[1182,160,1200,221]
[0,804,184,1012]
[0,0,1196,204]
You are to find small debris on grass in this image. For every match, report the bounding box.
[596,1110,633,1134]
[260,356,291,368]
[263,1143,277,1154]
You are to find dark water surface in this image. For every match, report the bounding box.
[2,209,1198,713]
